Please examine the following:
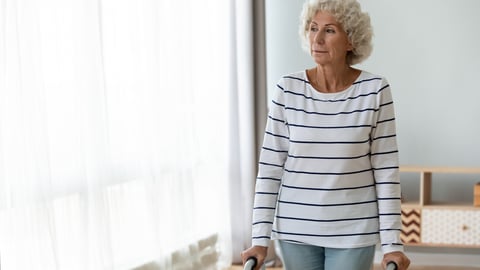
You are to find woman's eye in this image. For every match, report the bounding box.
[326,28,335,33]
[310,27,318,32]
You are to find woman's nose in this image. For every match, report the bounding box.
[314,32,324,44]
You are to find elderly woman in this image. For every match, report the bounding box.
[241,0,410,269]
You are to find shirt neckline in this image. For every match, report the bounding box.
[303,69,364,97]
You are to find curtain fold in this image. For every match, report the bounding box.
[0,0,237,269]
[228,0,268,264]
[228,0,256,264]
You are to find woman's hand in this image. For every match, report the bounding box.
[241,245,268,270]
[382,251,410,270]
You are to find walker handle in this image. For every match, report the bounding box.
[386,261,398,270]
[243,257,257,270]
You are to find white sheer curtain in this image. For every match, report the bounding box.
[0,0,235,269]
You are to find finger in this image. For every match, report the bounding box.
[241,251,252,263]
[256,260,265,270]
[241,251,251,265]
[254,257,264,270]
[381,259,390,269]
[240,252,246,264]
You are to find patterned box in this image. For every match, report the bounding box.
[422,209,480,246]
[400,208,421,244]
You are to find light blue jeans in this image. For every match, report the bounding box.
[278,240,375,270]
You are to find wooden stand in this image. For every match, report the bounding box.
[399,166,480,248]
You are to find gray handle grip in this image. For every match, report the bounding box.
[243,257,257,270]
[386,261,398,270]
[243,257,266,270]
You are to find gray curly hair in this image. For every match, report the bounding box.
[299,0,373,65]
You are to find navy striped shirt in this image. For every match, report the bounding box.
[251,70,404,254]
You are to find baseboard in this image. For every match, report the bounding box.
[374,246,480,267]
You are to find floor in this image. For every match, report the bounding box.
[229,265,480,270]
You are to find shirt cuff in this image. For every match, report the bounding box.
[251,238,270,247]
[382,244,404,254]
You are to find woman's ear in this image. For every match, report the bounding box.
[347,40,354,52]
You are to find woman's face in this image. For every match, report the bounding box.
[308,11,352,66]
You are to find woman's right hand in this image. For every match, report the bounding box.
[241,245,268,270]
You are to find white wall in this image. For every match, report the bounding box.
[265,0,313,100]
[357,0,480,168]
[265,0,480,266]
[356,0,480,208]
[265,0,480,167]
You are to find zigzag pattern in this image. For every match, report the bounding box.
[400,208,421,244]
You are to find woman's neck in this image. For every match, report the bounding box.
[309,65,360,93]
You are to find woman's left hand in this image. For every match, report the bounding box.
[382,251,410,270]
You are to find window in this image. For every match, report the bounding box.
[0,0,232,269]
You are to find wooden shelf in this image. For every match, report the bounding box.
[401,202,421,208]
[422,203,479,210]
[400,166,480,206]
[400,166,480,174]
[399,165,480,248]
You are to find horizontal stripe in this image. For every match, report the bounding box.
[380,228,401,232]
[287,152,370,160]
[278,199,377,207]
[259,161,283,168]
[252,236,271,239]
[277,84,389,103]
[289,138,369,144]
[380,101,394,107]
[268,115,285,123]
[284,106,379,116]
[377,197,401,200]
[281,183,375,191]
[373,166,399,171]
[252,221,273,225]
[271,100,285,108]
[255,192,279,195]
[265,131,289,140]
[287,123,372,129]
[283,75,309,84]
[272,229,379,238]
[262,146,288,153]
[377,118,395,124]
[353,77,383,85]
[371,150,398,156]
[253,207,276,210]
[276,215,378,223]
[256,177,281,182]
[381,243,403,246]
[284,167,372,175]
[372,134,396,141]
[375,182,400,185]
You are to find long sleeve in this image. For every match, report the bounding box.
[370,80,404,254]
[251,82,289,247]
